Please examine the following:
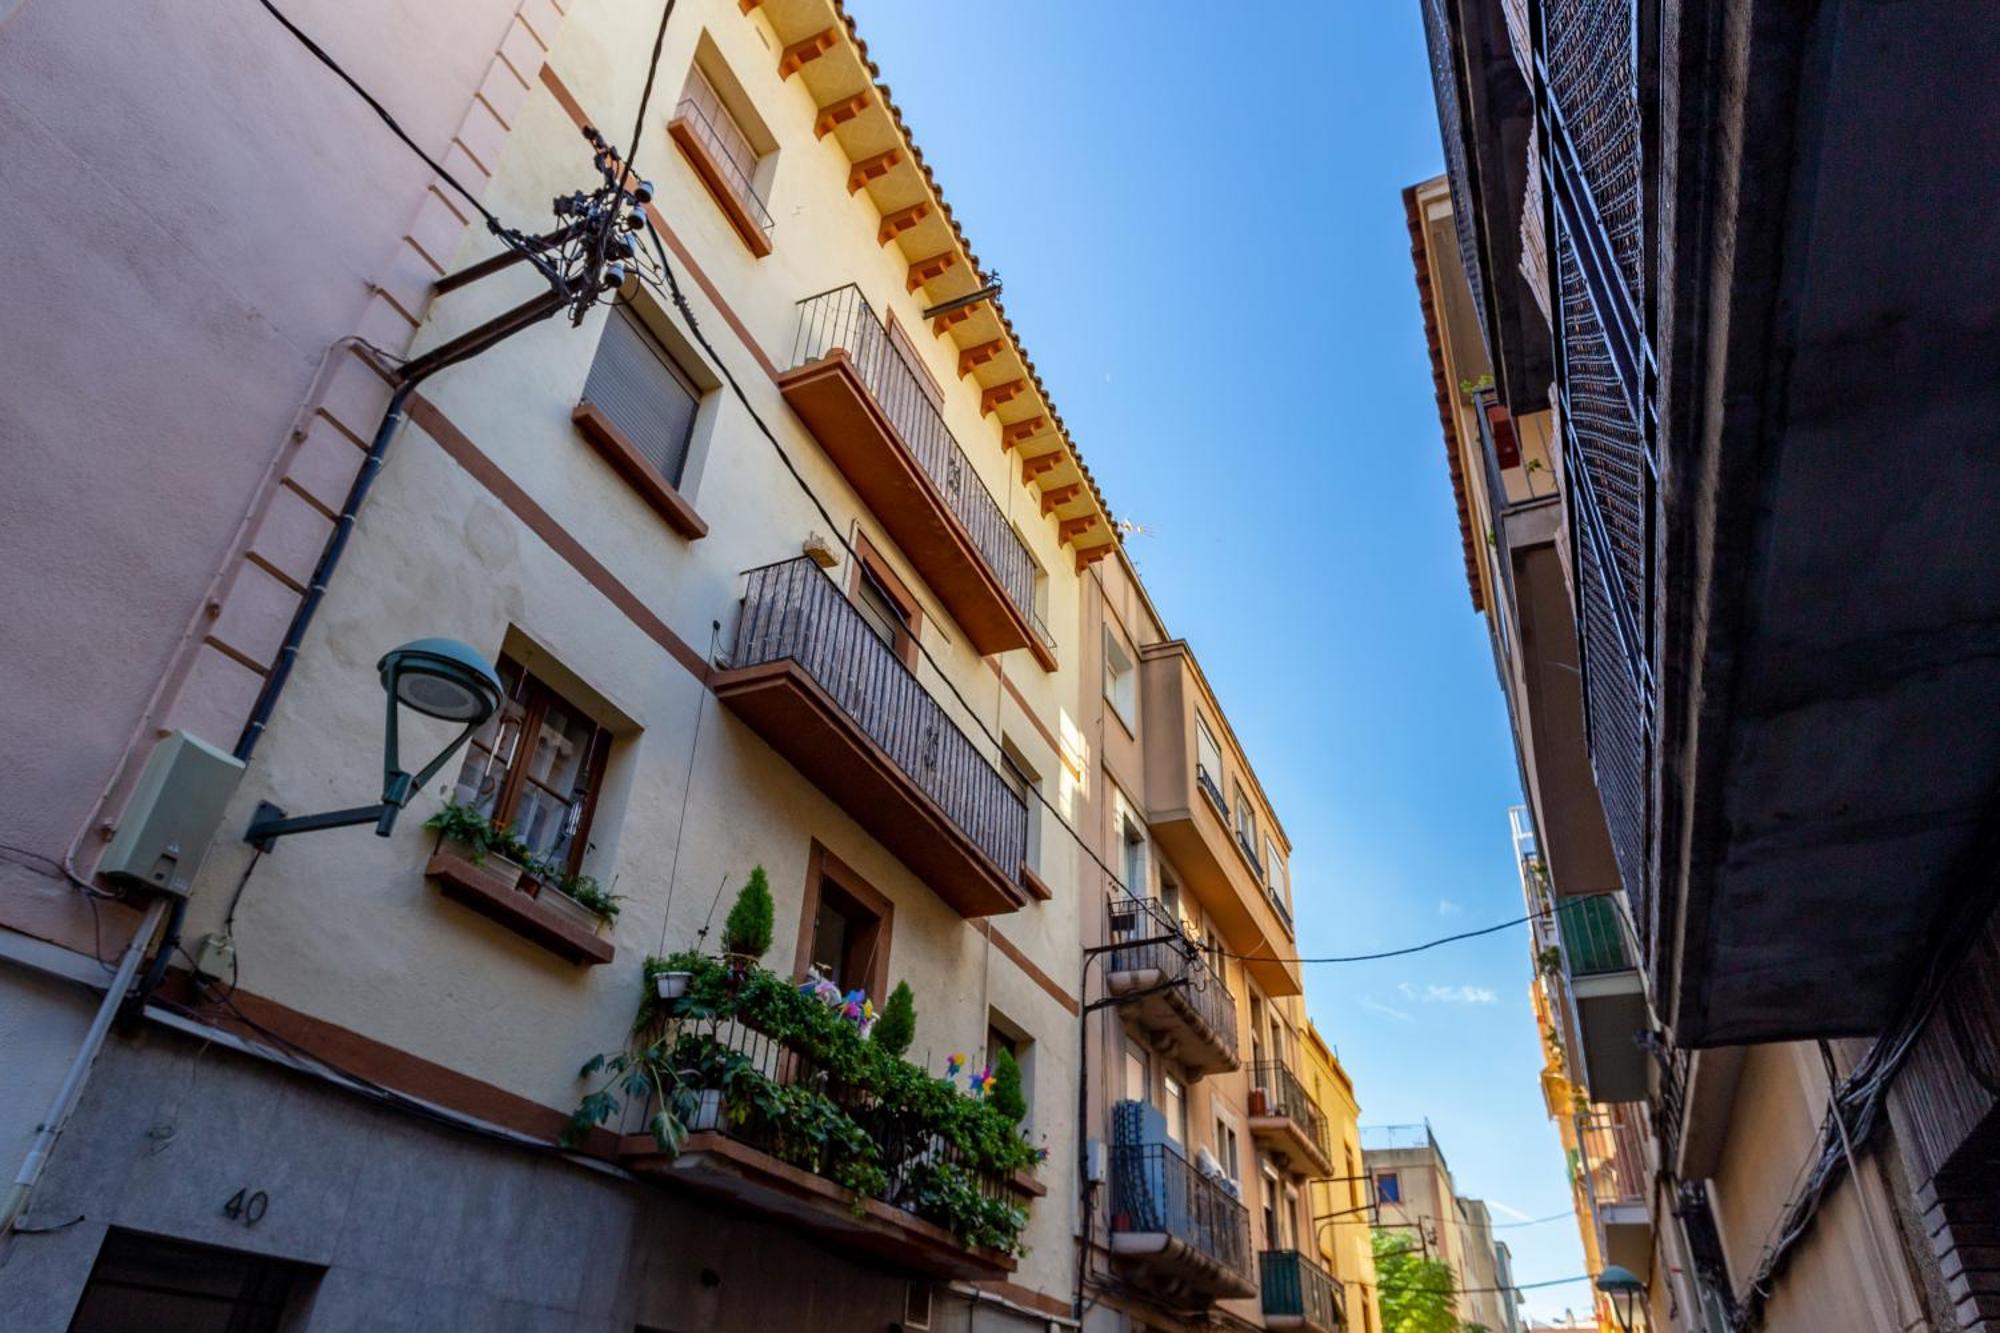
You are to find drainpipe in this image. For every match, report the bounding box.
[125,287,572,1014]
[0,896,169,1248]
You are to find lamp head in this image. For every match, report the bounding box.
[377,638,502,725]
[1595,1266,1646,1331]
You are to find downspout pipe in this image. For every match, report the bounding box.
[128,288,571,1011]
[0,896,169,1247]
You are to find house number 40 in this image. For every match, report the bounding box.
[222,1189,269,1226]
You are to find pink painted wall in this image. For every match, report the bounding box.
[0,0,538,927]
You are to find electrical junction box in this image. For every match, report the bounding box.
[98,730,246,898]
[1084,1137,1105,1185]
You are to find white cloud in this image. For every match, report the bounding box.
[1422,984,1498,1005]
[1487,1199,1536,1222]
[1359,995,1413,1023]
[1438,899,1464,916]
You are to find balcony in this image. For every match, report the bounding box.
[713,558,1031,917]
[1260,1249,1346,1332]
[1137,641,1300,998]
[1582,1105,1654,1279]
[1556,895,1649,1103]
[1105,893,1240,1079]
[1108,1142,1257,1305]
[777,285,1051,666]
[618,1017,1025,1280]
[667,96,773,257]
[1248,1061,1334,1177]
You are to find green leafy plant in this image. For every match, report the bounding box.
[1374,1229,1461,1333]
[424,801,538,867]
[1537,946,1563,977]
[571,951,1038,1254]
[549,870,621,922]
[988,1048,1027,1125]
[871,980,917,1057]
[722,867,775,961]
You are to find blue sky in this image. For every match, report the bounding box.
[855,1,1595,1320]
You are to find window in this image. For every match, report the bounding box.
[68,1228,319,1332]
[1124,1038,1151,1103]
[1376,1171,1401,1205]
[1347,1147,1363,1210]
[1000,738,1042,877]
[1116,788,1149,897]
[671,55,775,252]
[1195,713,1225,809]
[582,306,704,487]
[888,314,945,409]
[1164,1072,1188,1148]
[1103,628,1136,727]
[450,654,612,880]
[1262,1169,1282,1249]
[1018,530,1052,648]
[794,843,892,1000]
[1234,782,1260,867]
[1159,869,1183,927]
[849,538,921,667]
[988,1014,1035,1130]
[1215,1118,1241,1182]
[1249,995,1266,1068]
[1266,837,1289,907]
[1285,1183,1303,1252]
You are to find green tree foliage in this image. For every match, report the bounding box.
[988,1047,1027,1124]
[1373,1230,1461,1333]
[871,980,917,1057]
[722,866,774,960]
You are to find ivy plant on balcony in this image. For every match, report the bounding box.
[567,951,1036,1255]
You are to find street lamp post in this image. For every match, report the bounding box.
[1595,1264,1647,1333]
[244,638,503,849]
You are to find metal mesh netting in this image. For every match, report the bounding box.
[1556,227,1649,631]
[1543,0,1645,307]
[1422,0,1492,352]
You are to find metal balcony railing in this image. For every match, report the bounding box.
[1106,893,1239,1058]
[1557,894,1633,977]
[672,96,774,235]
[1109,1142,1254,1282]
[790,285,1038,624]
[1249,1061,1332,1164]
[732,558,1027,879]
[1261,1249,1346,1329]
[637,1017,1018,1228]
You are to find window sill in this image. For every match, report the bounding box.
[426,849,615,966]
[572,402,709,539]
[1009,1168,1048,1198]
[667,115,774,259]
[1018,863,1053,903]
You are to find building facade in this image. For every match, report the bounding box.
[1415,0,2000,1329]
[0,0,1384,1330]
[1362,1124,1517,1330]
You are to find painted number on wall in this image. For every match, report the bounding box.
[222,1189,269,1226]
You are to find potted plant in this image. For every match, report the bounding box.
[424,802,534,890]
[721,867,774,971]
[540,867,620,932]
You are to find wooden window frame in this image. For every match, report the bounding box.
[848,534,924,670]
[793,840,894,1002]
[467,655,613,882]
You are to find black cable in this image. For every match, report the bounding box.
[251,0,525,245]
[1217,911,1543,965]
[618,0,678,183]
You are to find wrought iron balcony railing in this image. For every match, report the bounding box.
[1106,892,1239,1060]
[732,557,1027,880]
[1249,1060,1332,1164]
[1110,1141,1255,1282]
[790,285,1038,624]
[1557,894,1633,977]
[1261,1249,1346,1330]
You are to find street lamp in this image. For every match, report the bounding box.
[245,638,502,849]
[1595,1264,1647,1333]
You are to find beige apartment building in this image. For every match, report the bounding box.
[0,0,1381,1329]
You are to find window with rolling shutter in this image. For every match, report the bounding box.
[582,308,702,486]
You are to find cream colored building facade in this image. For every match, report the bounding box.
[0,0,1379,1328]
